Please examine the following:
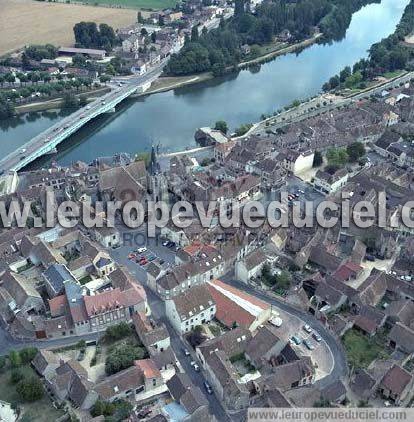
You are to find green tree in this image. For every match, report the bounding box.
[72,54,86,67]
[10,368,24,384]
[99,74,111,85]
[9,350,22,368]
[19,348,38,364]
[214,120,228,134]
[104,322,132,342]
[105,344,146,375]
[79,94,88,107]
[62,92,78,110]
[16,376,44,402]
[326,148,348,167]
[347,141,365,162]
[313,150,323,167]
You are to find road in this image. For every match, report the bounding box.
[250,71,414,137]
[0,318,101,355]
[0,63,167,173]
[221,277,348,389]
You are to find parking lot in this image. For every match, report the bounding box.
[110,226,179,282]
[270,307,334,381]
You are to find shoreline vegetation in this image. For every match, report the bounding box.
[322,0,414,94]
[164,0,379,77]
[9,31,323,115]
[3,0,410,119]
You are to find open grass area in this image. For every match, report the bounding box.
[0,0,137,56]
[79,0,180,10]
[0,365,64,421]
[342,329,388,369]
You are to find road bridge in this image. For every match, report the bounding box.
[0,65,163,173]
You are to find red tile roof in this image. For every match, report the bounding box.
[49,294,67,317]
[207,279,270,330]
[333,260,363,282]
[84,288,124,317]
[134,359,161,379]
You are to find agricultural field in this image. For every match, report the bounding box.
[78,0,180,10]
[0,0,137,56]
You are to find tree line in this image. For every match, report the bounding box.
[323,0,414,91]
[73,22,118,51]
[165,0,380,77]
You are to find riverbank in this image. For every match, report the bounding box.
[10,34,324,114]
[14,87,111,114]
[140,33,324,96]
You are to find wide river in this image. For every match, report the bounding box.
[0,0,409,167]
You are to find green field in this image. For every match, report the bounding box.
[79,0,180,10]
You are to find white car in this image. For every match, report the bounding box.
[303,324,312,334]
[137,247,147,253]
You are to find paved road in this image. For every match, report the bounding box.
[0,62,166,173]
[251,71,414,137]
[221,277,348,389]
[0,318,101,355]
[144,288,231,422]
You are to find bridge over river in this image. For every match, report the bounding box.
[0,64,165,174]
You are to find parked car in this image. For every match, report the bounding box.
[183,348,190,356]
[191,361,200,372]
[204,381,213,394]
[162,240,170,247]
[313,332,322,342]
[137,247,147,253]
[291,335,302,345]
[303,324,312,334]
[303,339,315,350]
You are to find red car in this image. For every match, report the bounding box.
[128,253,136,260]
[140,259,148,266]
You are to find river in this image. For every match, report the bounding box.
[0,0,409,167]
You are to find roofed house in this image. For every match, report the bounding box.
[350,369,377,400]
[196,327,251,367]
[321,380,347,404]
[32,349,59,379]
[253,357,315,393]
[98,160,147,204]
[235,248,268,283]
[245,324,286,368]
[207,279,271,332]
[134,359,164,393]
[133,312,170,354]
[388,322,414,355]
[378,365,414,405]
[166,373,210,420]
[43,264,77,299]
[165,285,216,334]
[94,366,145,402]
[1,271,44,313]
[46,359,97,409]
[204,350,250,411]
[385,299,414,328]
[352,269,387,311]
